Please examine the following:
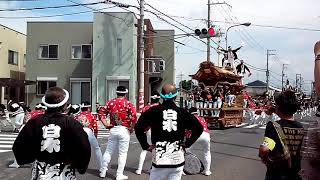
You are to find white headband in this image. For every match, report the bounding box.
[11,103,19,108]
[71,104,80,109]
[42,89,69,108]
[80,103,91,108]
[116,89,128,94]
[151,95,160,99]
[35,104,47,110]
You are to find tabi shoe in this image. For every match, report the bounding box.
[135,169,142,175]
[8,162,20,168]
[203,171,212,176]
[99,167,108,178]
[116,175,128,180]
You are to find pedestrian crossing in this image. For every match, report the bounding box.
[97,128,110,139]
[0,132,18,153]
[236,123,266,129]
[0,129,110,154]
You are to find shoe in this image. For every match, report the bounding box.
[99,167,108,178]
[135,169,142,175]
[8,162,20,168]
[116,175,128,180]
[182,171,186,176]
[203,171,212,176]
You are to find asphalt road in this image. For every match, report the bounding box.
[0,119,267,180]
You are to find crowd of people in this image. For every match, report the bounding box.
[183,83,319,127]
[0,82,316,180]
[4,84,210,180]
[1,41,318,180]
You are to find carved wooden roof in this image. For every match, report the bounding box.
[190,61,242,86]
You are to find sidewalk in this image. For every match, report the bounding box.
[300,116,320,180]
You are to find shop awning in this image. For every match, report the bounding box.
[0,78,36,87]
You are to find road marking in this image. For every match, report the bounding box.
[236,123,248,128]
[0,150,11,153]
[98,132,110,135]
[0,144,12,148]
[243,124,259,129]
[0,134,18,137]
[0,137,16,140]
[259,126,266,129]
[0,141,14,144]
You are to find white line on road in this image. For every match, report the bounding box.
[243,124,259,129]
[259,126,266,129]
[0,150,11,153]
[0,141,14,144]
[0,137,16,140]
[0,144,12,148]
[236,123,248,128]
[0,134,18,137]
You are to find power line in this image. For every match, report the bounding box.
[144,9,218,52]
[212,20,320,32]
[144,2,220,51]
[215,3,257,49]
[217,4,265,53]
[158,14,320,32]
[66,0,132,27]
[0,6,116,19]
[0,1,105,11]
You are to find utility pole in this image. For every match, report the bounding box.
[281,64,287,91]
[207,0,211,62]
[296,74,301,92]
[266,49,276,92]
[177,73,184,107]
[207,1,231,63]
[300,76,303,93]
[311,81,314,98]
[217,27,222,66]
[138,0,145,112]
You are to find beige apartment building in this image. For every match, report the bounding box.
[0,24,30,105]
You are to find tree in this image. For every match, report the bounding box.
[179,80,193,91]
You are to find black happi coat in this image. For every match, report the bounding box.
[12,112,91,178]
[236,63,250,74]
[135,100,203,168]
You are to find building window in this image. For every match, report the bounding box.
[106,79,129,100]
[159,60,165,71]
[38,44,58,59]
[37,80,57,95]
[70,79,91,104]
[8,50,18,65]
[116,38,122,65]
[71,44,92,59]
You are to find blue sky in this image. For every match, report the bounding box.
[0,0,319,94]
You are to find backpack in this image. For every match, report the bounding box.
[268,121,292,169]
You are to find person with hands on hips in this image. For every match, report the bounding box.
[135,84,203,180]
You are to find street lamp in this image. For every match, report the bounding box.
[225,22,251,49]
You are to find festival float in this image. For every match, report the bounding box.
[190,61,246,129]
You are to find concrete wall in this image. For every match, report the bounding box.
[26,22,93,107]
[153,30,175,91]
[92,13,137,107]
[245,87,266,97]
[0,25,26,104]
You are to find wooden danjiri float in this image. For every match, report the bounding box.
[190,61,246,129]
